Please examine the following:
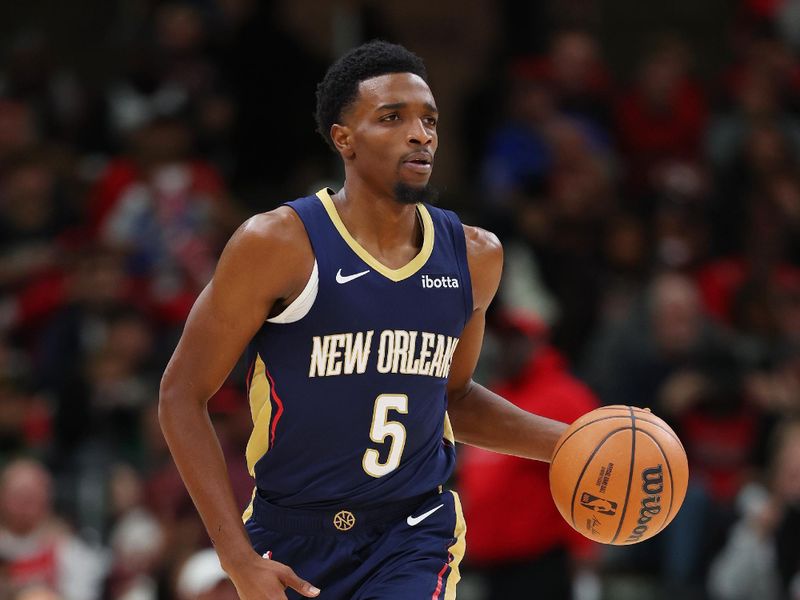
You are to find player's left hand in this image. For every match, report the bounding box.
[226,552,320,600]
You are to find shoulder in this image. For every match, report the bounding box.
[462,224,503,264]
[235,205,305,243]
[217,205,313,301]
[462,224,503,312]
[225,205,314,261]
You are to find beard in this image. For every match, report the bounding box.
[393,182,439,205]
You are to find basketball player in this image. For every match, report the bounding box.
[159,40,569,600]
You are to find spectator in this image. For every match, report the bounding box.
[35,246,137,397]
[459,310,599,599]
[0,31,103,152]
[0,101,38,170]
[0,459,106,600]
[0,153,65,291]
[582,271,726,412]
[0,361,48,466]
[105,464,164,600]
[596,214,651,325]
[87,115,240,325]
[708,418,800,599]
[615,36,708,202]
[174,549,236,600]
[479,55,610,232]
[546,29,614,129]
[479,70,558,222]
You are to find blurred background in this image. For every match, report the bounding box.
[1,0,800,599]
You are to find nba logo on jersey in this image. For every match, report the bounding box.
[421,274,460,289]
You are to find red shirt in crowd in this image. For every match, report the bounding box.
[458,347,599,564]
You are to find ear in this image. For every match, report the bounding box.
[331,124,355,159]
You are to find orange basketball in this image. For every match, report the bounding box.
[549,405,689,545]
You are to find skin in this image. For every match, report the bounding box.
[159,71,568,600]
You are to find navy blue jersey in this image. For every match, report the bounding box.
[241,189,473,510]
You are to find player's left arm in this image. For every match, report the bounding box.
[446,225,568,462]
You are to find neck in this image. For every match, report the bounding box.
[330,178,424,264]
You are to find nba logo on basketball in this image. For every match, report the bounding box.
[579,492,617,515]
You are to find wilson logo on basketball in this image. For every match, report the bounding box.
[625,465,664,543]
[580,492,617,515]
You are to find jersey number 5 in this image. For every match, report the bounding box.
[363,394,408,478]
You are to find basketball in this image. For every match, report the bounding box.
[549,405,689,545]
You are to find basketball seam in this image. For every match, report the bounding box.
[633,419,683,448]
[553,415,630,460]
[594,410,683,447]
[551,415,681,463]
[610,407,637,544]
[636,429,677,534]
[567,427,631,531]
[596,408,686,452]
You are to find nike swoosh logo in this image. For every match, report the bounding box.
[336,268,370,284]
[407,503,444,526]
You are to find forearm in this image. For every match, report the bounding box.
[158,391,255,568]
[448,381,567,462]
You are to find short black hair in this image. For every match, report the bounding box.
[315,40,427,152]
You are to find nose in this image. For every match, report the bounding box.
[407,118,433,146]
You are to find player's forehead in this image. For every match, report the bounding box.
[352,73,437,115]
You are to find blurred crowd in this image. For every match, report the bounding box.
[2,0,800,599]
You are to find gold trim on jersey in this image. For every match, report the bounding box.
[242,487,256,523]
[245,353,272,477]
[316,188,434,282]
[445,491,467,600]
[443,411,455,445]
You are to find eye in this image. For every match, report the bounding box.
[380,113,400,122]
[424,116,438,127]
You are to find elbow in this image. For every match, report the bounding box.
[158,369,211,428]
[447,379,476,406]
[446,380,476,434]
[158,376,174,426]
[158,371,183,427]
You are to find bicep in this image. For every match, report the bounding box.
[162,278,268,403]
[447,225,503,398]
[446,308,487,399]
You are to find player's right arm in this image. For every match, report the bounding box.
[158,207,320,600]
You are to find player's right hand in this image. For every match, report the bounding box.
[226,553,320,600]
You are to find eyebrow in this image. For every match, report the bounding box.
[376,102,439,113]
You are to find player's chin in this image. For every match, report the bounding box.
[399,177,430,190]
[393,180,438,205]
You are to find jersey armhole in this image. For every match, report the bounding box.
[443,210,474,326]
[266,259,318,324]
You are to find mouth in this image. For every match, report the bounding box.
[401,152,433,174]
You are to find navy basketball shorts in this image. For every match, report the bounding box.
[244,488,466,599]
